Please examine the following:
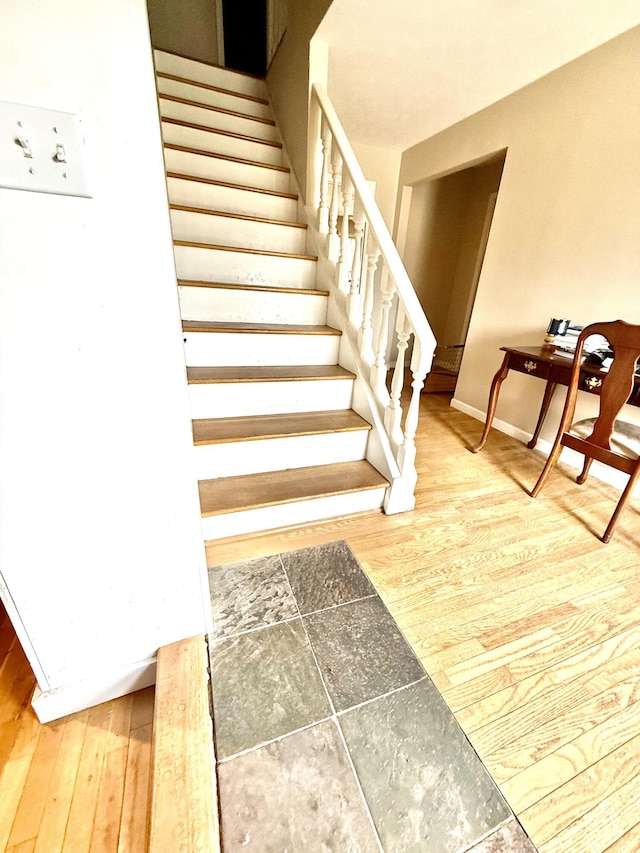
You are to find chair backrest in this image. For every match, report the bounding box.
[568,320,640,450]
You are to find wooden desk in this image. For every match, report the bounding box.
[471,345,640,453]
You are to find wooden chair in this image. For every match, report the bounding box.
[530,320,640,543]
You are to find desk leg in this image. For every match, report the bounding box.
[471,352,511,453]
[527,380,557,449]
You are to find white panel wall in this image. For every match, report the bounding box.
[0,0,209,718]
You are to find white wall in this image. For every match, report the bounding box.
[0,0,209,719]
[399,27,640,444]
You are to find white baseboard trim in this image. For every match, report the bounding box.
[450,396,633,494]
[31,657,157,723]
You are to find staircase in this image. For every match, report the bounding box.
[153,50,390,541]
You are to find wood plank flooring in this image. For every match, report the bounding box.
[207,393,640,853]
[1,392,639,851]
[0,602,153,852]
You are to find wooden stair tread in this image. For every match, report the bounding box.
[186,364,355,384]
[170,203,307,229]
[193,410,371,444]
[177,279,329,297]
[199,461,389,516]
[161,116,282,149]
[182,320,340,335]
[166,171,298,200]
[149,635,219,853]
[174,239,317,261]
[159,93,275,127]
[164,143,289,173]
[157,70,270,105]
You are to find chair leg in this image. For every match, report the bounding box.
[576,456,594,485]
[602,465,640,543]
[530,437,565,498]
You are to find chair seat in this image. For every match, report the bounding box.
[571,418,640,459]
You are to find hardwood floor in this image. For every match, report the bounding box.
[209,393,640,853]
[0,602,153,852]
[1,391,639,851]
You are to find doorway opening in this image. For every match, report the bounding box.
[223,0,267,76]
[399,151,506,394]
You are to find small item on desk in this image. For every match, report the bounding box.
[543,317,572,348]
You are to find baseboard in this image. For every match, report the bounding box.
[31,657,157,723]
[450,396,633,494]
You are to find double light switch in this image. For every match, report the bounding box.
[0,100,92,197]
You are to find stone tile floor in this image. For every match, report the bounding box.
[207,540,537,852]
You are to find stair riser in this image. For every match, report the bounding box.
[154,50,266,99]
[195,431,369,479]
[157,77,272,120]
[167,177,298,220]
[173,245,317,289]
[182,331,340,367]
[200,489,386,540]
[170,209,307,255]
[161,121,282,166]
[187,380,354,419]
[178,285,328,325]
[164,148,291,194]
[159,99,278,143]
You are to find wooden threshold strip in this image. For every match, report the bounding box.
[186,365,355,384]
[160,93,275,126]
[177,279,328,297]
[157,71,269,105]
[174,239,317,261]
[182,320,340,335]
[193,410,371,445]
[148,635,219,853]
[198,461,389,516]
[170,203,307,230]
[162,116,282,149]
[166,171,297,200]
[164,142,289,173]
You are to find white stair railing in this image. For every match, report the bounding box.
[307,84,437,513]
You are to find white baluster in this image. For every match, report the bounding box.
[384,307,411,448]
[383,340,431,515]
[317,116,331,235]
[357,240,380,365]
[347,195,365,327]
[397,343,429,473]
[370,268,396,402]
[327,144,342,261]
[336,172,354,294]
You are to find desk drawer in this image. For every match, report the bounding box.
[509,354,551,380]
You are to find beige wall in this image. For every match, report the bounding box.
[352,141,402,231]
[147,0,220,65]
[267,0,332,195]
[399,27,640,441]
[445,159,504,344]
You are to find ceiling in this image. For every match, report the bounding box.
[315,0,640,151]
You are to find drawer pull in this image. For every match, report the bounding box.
[524,360,538,373]
[584,376,602,390]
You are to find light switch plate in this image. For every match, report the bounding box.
[0,100,92,197]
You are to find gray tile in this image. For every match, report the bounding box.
[208,554,298,639]
[339,679,512,853]
[304,597,425,711]
[282,540,375,614]
[217,719,380,853]
[465,818,538,852]
[209,618,331,759]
